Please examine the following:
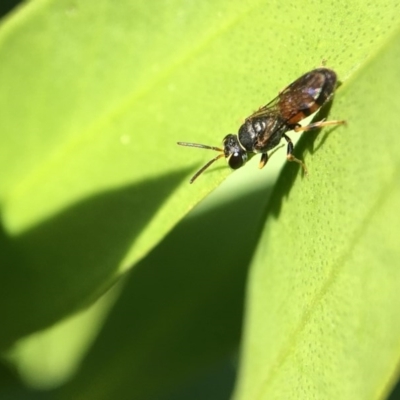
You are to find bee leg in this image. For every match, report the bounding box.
[259,144,285,169]
[283,134,308,174]
[294,119,346,133]
[259,153,268,169]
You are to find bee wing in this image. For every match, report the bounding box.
[245,94,281,120]
[245,82,315,123]
[250,69,331,124]
[279,84,321,122]
[279,68,336,122]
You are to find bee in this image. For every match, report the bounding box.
[178,67,346,184]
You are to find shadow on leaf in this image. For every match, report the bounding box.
[0,168,192,349]
[53,179,274,400]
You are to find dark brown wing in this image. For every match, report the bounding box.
[247,68,337,125]
[278,68,337,124]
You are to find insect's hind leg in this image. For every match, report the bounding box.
[283,134,308,174]
[294,118,346,133]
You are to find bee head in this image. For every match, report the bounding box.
[222,134,248,170]
[177,134,248,183]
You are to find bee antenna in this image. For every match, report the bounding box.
[177,142,223,152]
[177,142,225,183]
[189,153,225,183]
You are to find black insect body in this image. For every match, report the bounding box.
[178,67,345,183]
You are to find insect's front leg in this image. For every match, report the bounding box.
[283,133,308,174]
[259,153,268,169]
[294,118,346,133]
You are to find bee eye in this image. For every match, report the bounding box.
[228,153,245,169]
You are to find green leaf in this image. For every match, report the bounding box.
[0,0,400,399]
[233,28,400,400]
[0,0,253,346]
